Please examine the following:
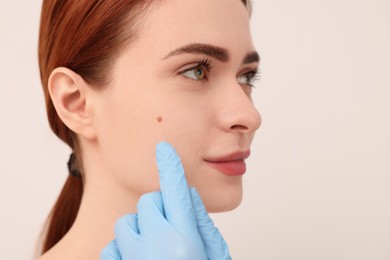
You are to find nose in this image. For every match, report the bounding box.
[217,83,262,134]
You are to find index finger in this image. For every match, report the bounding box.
[156,141,197,232]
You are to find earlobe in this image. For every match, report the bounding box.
[48,67,97,140]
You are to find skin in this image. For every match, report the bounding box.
[41,0,261,259]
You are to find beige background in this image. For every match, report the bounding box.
[1,1,389,259]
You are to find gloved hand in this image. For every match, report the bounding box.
[100,142,232,260]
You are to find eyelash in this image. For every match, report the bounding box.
[180,58,213,83]
[179,59,260,87]
[238,69,261,88]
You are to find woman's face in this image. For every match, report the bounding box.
[91,0,261,212]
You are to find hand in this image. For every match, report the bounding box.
[100,142,232,260]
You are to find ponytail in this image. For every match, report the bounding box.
[41,174,83,253]
[40,150,84,254]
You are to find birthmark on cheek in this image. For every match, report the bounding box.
[157,116,163,123]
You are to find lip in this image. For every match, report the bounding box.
[204,150,250,176]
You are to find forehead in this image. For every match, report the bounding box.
[138,0,255,58]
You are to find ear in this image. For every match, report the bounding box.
[48,67,97,140]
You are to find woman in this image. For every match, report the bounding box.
[37,0,261,258]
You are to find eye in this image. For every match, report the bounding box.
[182,66,207,80]
[237,69,260,87]
[179,58,212,82]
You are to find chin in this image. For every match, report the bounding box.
[203,188,243,213]
[188,164,244,213]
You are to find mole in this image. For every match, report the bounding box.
[157,116,163,123]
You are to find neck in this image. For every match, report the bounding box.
[41,173,139,260]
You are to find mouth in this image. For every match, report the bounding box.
[204,150,250,176]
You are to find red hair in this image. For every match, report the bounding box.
[38,0,154,254]
[37,0,252,255]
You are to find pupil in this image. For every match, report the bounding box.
[196,68,204,78]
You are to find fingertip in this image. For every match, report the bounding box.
[100,240,120,260]
[137,191,165,220]
[156,141,173,151]
[156,141,185,184]
[137,192,163,211]
[115,214,139,236]
[156,142,175,163]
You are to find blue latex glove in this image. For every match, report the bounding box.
[100,142,232,260]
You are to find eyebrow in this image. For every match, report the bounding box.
[162,42,260,64]
[243,51,260,64]
[163,43,229,62]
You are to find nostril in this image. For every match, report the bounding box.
[231,125,248,131]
